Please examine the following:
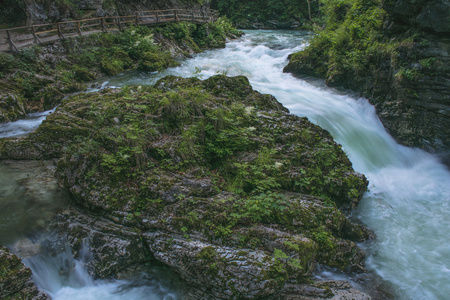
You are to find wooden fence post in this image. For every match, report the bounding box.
[156,11,160,23]
[101,18,108,33]
[57,23,65,40]
[6,30,18,52]
[174,10,179,22]
[117,17,123,31]
[31,26,42,44]
[135,12,139,25]
[77,21,82,36]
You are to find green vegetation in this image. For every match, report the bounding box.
[0,18,241,123]
[284,0,426,87]
[215,0,322,28]
[1,74,369,276]
[0,0,27,26]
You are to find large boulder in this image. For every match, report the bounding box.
[1,75,372,298]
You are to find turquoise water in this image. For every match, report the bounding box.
[2,30,450,299]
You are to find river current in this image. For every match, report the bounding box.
[1,30,449,299]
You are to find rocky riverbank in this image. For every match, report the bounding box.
[284,0,450,164]
[0,18,242,124]
[1,75,373,298]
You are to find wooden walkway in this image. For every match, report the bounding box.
[0,9,218,52]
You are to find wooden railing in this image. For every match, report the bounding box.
[0,9,218,52]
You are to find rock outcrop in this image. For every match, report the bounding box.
[0,246,49,300]
[1,75,372,298]
[284,0,450,163]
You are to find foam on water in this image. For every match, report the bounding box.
[0,109,55,138]
[23,242,180,300]
[2,30,449,299]
[155,30,450,299]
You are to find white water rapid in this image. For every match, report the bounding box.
[24,242,179,300]
[108,30,450,300]
[1,30,449,299]
[0,109,54,139]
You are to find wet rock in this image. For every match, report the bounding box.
[416,0,450,33]
[2,75,371,298]
[0,246,49,300]
[53,208,151,278]
[273,280,371,299]
[385,0,450,33]
[146,232,283,299]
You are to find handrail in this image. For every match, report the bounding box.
[0,9,218,52]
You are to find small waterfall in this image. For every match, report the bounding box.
[21,237,180,300]
[0,109,55,139]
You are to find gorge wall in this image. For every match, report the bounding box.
[0,0,208,26]
[284,0,450,164]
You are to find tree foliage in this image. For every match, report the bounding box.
[214,0,321,27]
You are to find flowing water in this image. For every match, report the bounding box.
[0,109,55,138]
[1,30,450,299]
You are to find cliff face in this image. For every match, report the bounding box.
[364,0,450,158]
[0,0,206,26]
[384,0,450,33]
[284,0,450,162]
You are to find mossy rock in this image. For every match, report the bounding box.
[0,246,49,299]
[139,51,181,72]
[73,66,96,82]
[1,75,371,298]
[0,92,27,123]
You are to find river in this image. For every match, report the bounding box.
[1,30,450,299]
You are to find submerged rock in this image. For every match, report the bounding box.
[1,75,372,298]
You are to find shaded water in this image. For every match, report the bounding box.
[106,30,450,299]
[1,30,449,299]
[0,161,68,245]
[0,161,182,299]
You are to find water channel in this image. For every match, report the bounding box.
[1,30,449,299]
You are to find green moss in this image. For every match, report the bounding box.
[197,246,217,260]
[1,75,369,278]
[139,52,180,72]
[73,65,96,82]
[0,20,241,123]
